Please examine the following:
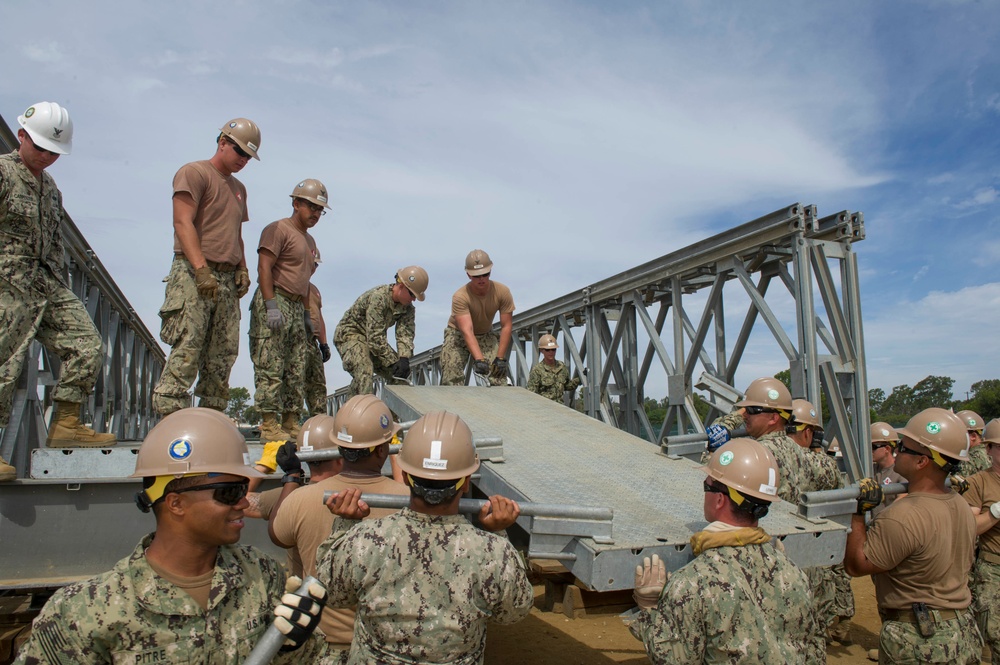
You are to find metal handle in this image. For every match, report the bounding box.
[243,575,322,665]
[662,425,747,445]
[320,491,614,521]
[800,481,908,504]
[297,437,502,463]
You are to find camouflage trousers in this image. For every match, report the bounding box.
[805,563,855,631]
[0,270,103,426]
[304,341,328,416]
[971,557,1000,657]
[250,288,307,415]
[878,608,982,664]
[335,335,393,398]
[153,256,240,414]
[317,643,349,665]
[440,327,501,386]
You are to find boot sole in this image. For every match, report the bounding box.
[46,441,118,449]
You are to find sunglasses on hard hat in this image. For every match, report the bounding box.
[170,480,249,506]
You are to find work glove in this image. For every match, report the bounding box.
[392,356,410,378]
[705,424,731,453]
[275,576,326,652]
[265,299,284,331]
[855,478,883,515]
[319,343,331,363]
[473,359,490,376]
[193,266,218,300]
[234,267,251,298]
[633,554,667,610]
[948,473,970,495]
[491,357,508,379]
[304,309,314,339]
[254,440,284,474]
[276,441,302,476]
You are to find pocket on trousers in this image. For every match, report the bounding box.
[158,283,186,347]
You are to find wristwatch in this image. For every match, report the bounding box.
[990,502,1000,520]
[281,473,305,486]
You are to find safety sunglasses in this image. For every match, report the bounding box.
[703,479,728,495]
[26,134,59,156]
[223,137,252,160]
[170,481,249,506]
[297,199,327,215]
[894,441,927,458]
[744,406,776,416]
[872,442,893,451]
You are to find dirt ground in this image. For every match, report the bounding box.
[484,575,989,665]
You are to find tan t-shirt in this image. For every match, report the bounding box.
[172,160,248,265]
[257,218,318,300]
[865,491,976,609]
[873,464,905,517]
[146,557,214,611]
[965,468,1000,555]
[271,473,409,644]
[447,281,515,334]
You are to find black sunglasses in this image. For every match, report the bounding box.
[223,137,252,160]
[744,406,776,416]
[872,442,893,451]
[297,199,328,216]
[894,441,927,458]
[703,479,728,495]
[26,134,59,156]
[170,481,249,506]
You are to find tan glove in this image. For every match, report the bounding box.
[234,267,251,298]
[633,554,666,610]
[193,266,218,300]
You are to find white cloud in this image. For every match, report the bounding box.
[955,187,999,209]
[22,41,64,63]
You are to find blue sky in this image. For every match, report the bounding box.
[2,1,998,403]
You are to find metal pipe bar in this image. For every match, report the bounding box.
[298,436,503,463]
[663,426,748,445]
[320,492,615,522]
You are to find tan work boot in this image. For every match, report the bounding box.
[46,401,117,448]
[282,411,301,443]
[0,456,15,482]
[260,413,290,444]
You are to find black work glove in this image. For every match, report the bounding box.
[275,576,326,652]
[392,356,410,378]
[948,473,970,495]
[276,441,302,476]
[473,359,490,376]
[855,478,883,515]
[490,357,508,378]
[319,343,331,363]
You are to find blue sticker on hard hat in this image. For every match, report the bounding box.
[767,389,779,400]
[380,414,389,429]
[809,409,816,417]
[24,107,34,118]
[719,451,734,465]
[926,422,941,435]
[297,181,305,188]
[229,122,237,128]
[408,276,415,283]
[168,438,193,461]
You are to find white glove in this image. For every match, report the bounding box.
[633,554,667,610]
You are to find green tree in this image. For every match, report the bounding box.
[244,405,261,426]
[227,387,251,423]
[965,379,1000,421]
[868,388,885,418]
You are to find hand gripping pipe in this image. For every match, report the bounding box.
[662,426,747,445]
[243,575,322,665]
[800,481,909,506]
[320,491,614,522]
[296,437,502,463]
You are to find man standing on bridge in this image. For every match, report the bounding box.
[152,118,261,417]
[250,179,326,444]
[0,101,116,468]
[526,333,581,403]
[333,266,427,397]
[630,438,825,663]
[441,249,515,386]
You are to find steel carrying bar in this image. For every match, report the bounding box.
[661,426,747,459]
[243,575,322,665]
[799,481,909,520]
[297,436,504,463]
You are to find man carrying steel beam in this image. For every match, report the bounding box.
[269,396,409,663]
[316,410,533,663]
[0,101,116,462]
[152,117,261,417]
[526,333,581,403]
[845,407,982,664]
[333,266,427,397]
[14,407,325,663]
[441,249,515,386]
[630,438,825,663]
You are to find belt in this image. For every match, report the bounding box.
[880,607,961,623]
[175,255,239,273]
[274,287,304,304]
[979,550,1000,566]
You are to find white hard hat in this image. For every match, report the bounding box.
[18,102,73,155]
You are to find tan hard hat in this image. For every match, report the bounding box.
[397,266,428,302]
[896,407,970,466]
[983,419,1000,445]
[290,178,331,209]
[465,249,493,276]
[219,117,261,160]
[132,407,264,479]
[870,421,899,444]
[539,334,558,350]
[397,411,480,481]
[331,395,400,449]
[791,399,822,428]
[702,438,780,503]
[298,414,337,451]
[956,409,985,433]
[736,377,793,412]
[18,102,73,154]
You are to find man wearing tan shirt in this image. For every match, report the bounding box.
[440,249,515,386]
[250,179,326,444]
[963,418,1000,659]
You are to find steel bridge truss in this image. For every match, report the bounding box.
[395,203,871,482]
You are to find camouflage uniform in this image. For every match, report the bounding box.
[526,360,580,402]
[315,507,533,664]
[333,284,414,397]
[303,342,327,416]
[960,445,991,476]
[964,468,1000,657]
[0,153,104,426]
[14,535,322,664]
[249,288,307,415]
[441,327,501,386]
[153,255,241,413]
[877,610,982,664]
[629,525,826,664]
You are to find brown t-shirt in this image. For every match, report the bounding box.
[172,160,248,265]
[865,491,976,609]
[271,473,409,644]
[965,468,1000,556]
[873,464,905,517]
[447,281,515,334]
[257,218,318,300]
[146,556,214,611]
